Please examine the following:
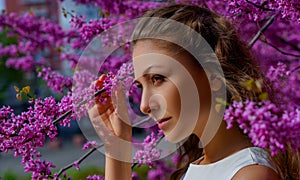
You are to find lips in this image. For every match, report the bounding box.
[157,117,171,129]
[157,117,171,124]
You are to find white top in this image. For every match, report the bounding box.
[182,147,275,180]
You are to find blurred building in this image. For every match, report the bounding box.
[5,0,59,21]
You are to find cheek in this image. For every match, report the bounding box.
[165,87,181,113]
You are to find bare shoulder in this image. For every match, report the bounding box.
[232,164,280,180]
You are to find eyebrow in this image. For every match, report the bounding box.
[133,74,149,85]
[143,65,164,74]
[134,65,164,83]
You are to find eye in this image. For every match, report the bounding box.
[151,74,165,86]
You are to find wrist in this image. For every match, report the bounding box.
[105,139,132,163]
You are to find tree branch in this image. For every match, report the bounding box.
[291,66,300,73]
[56,146,98,177]
[245,0,275,11]
[55,117,152,177]
[131,134,164,169]
[53,88,106,125]
[248,13,276,47]
[261,38,300,57]
[279,37,300,52]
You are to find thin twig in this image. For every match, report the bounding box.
[131,134,165,169]
[261,38,300,57]
[56,117,152,177]
[56,147,98,177]
[248,14,276,47]
[53,88,106,125]
[279,37,300,52]
[245,0,275,11]
[291,66,300,73]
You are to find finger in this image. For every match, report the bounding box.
[114,85,131,125]
[87,104,100,119]
[107,106,114,114]
[101,115,114,133]
[110,111,132,139]
[116,84,127,109]
[99,104,116,132]
[95,74,107,88]
[110,111,123,137]
[96,101,113,114]
[111,83,125,109]
[89,106,114,136]
[94,74,109,104]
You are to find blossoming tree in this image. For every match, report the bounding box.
[0,0,299,179]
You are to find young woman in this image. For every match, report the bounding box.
[88,4,299,180]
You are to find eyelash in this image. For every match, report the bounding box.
[151,74,165,86]
[135,74,166,89]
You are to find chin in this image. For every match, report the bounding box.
[161,120,196,144]
[164,131,190,144]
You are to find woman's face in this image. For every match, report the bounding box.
[132,40,211,142]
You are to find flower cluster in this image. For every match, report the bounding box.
[0,12,74,71]
[0,98,58,178]
[67,0,164,18]
[147,160,174,180]
[72,69,98,119]
[133,131,163,168]
[86,174,105,180]
[69,15,108,43]
[24,157,56,179]
[82,141,99,150]
[65,0,165,51]
[103,62,134,96]
[0,93,77,178]
[57,92,76,127]
[38,67,73,94]
[4,54,36,71]
[266,62,300,108]
[225,0,299,22]
[224,100,300,156]
[69,14,132,49]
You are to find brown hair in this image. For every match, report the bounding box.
[132,4,300,180]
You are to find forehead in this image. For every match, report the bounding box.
[133,40,174,79]
[132,40,172,58]
[133,50,174,81]
[132,40,201,73]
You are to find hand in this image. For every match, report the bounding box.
[88,74,132,144]
[88,74,133,163]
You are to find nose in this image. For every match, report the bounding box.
[140,88,159,115]
[140,88,151,115]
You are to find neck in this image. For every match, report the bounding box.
[198,121,252,165]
